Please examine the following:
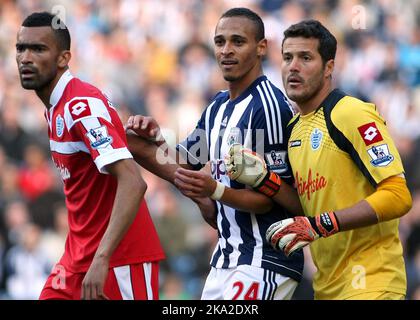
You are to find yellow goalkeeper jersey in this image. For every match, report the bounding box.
[287,89,406,300]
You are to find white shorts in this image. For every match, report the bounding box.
[201,265,298,300]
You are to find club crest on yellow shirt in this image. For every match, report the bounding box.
[310,128,323,150]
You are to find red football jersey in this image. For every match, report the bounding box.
[46,70,164,273]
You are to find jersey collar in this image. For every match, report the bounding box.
[49,69,74,107]
[228,75,267,106]
[315,88,346,113]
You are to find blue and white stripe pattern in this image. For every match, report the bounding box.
[177,76,303,282]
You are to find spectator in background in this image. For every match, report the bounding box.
[0,95,32,162]
[160,273,193,300]
[18,143,55,202]
[4,223,52,300]
[2,200,30,250]
[39,202,68,264]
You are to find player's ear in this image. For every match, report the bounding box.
[57,50,71,69]
[324,59,334,79]
[257,38,267,58]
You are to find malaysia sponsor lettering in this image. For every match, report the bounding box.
[54,161,70,180]
[296,169,327,200]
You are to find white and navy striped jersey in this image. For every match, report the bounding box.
[177,76,303,282]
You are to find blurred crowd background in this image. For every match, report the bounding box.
[0,0,420,300]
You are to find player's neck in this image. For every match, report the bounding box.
[228,68,263,101]
[36,68,68,109]
[298,81,333,115]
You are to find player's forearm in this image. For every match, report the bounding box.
[220,187,273,214]
[334,200,378,231]
[94,162,145,260]
[192,196,218,229]
[127,133,189,183]
[272,182,304,215]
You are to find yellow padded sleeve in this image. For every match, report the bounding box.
[365,175,412,222]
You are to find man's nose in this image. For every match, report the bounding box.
[221,42,233,55]
[19,49,33,64]
[288,57,300,72]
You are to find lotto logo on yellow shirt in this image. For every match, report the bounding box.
[357,122,383,146]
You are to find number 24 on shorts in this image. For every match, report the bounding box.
[232,281,259,300]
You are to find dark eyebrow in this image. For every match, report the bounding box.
[231,34,246,41]
[299,51,314,55]
[214,34,246,41]
[283,50,314,55]
[16,43,48,50]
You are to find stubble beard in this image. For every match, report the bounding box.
[223,74,238,82]
[20,70,56,91]
[287,74,325,105]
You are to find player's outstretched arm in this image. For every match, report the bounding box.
[125,115,192,183]
[225,144,303,215]
[266,175,412,256]
[174,167,273,214]
[126,115,218,229]
[81,158,146,300]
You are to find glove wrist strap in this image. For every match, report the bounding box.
[255,171,282,197]
[308,211,340,238]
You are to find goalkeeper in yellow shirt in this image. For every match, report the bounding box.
[225,19,412,300]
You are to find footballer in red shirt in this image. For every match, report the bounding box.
[16,12,165,300]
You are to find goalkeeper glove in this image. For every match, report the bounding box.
[224,143,282,197]
[265,211,340,256]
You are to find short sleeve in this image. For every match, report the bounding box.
[251,101,293,180]
[64,96,132,174]
[331,97,404,185]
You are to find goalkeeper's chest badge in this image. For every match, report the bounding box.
[227,127,241,146]
[310,128,323,150]
[265,150,288,174]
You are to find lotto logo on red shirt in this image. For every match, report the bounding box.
[69,99,91,120]
[357,122,383,146]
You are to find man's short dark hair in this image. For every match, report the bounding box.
[283,19,337,64]
[220,7,265,41]
[22,11,71,51]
